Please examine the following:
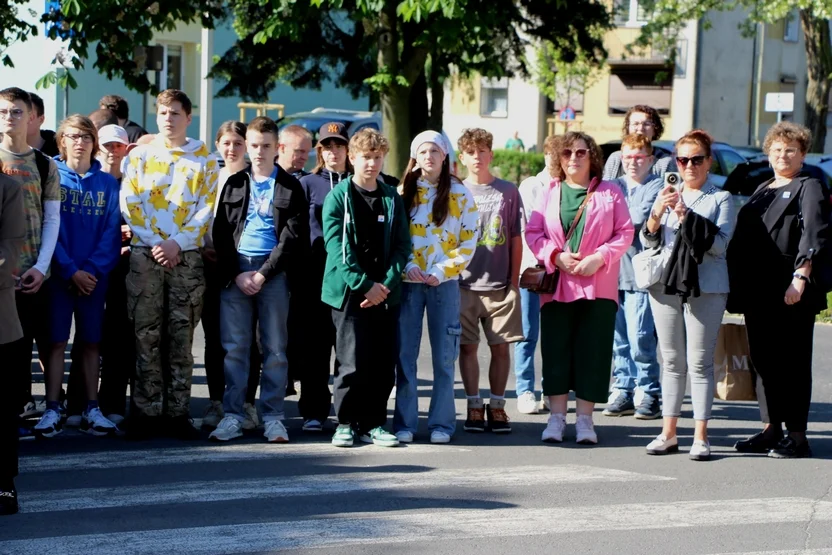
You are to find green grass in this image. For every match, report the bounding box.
[817,292,832,323]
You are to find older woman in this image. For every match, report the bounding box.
[603,105,677,180]
[728,122,830,459]
[641,130,736,461]
[526,131,634,445]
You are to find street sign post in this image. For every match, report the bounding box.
[764,92,795,123]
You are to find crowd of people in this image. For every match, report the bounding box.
[0,88,829,516]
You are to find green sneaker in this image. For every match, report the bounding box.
[331,425,355,447]
[360,427,400,447]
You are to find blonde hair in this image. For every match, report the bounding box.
[57,115,99,165]
[349,128,390,155]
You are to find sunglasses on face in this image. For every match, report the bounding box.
[561,148,588,159]
[675,155,707,167]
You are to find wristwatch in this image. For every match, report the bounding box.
[793,273,809,282]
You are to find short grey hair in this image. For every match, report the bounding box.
[279,124,312,143]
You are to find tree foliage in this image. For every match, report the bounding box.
[533,40,604,113]
[0,0,39,67]
[635,0,832,151]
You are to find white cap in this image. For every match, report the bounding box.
[410,130,449,158]
[98,124,129,146]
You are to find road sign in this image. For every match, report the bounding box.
[765,93,794,113]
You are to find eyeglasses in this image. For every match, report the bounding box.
[64,133,95,144]
[622,154,650,164]
[676,155,707,167]
[561,148,588,159]
[0,109,25,120]
[629,121,655,129]
[769,147,800,158]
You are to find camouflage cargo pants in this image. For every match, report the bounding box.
[126,247,205,417]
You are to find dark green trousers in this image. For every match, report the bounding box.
[540,299,617,403]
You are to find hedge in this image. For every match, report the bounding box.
[490,150,546,185]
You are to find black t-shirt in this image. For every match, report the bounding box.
[124,120,148,144]
[350,181,386,283]
[39,130,59,158]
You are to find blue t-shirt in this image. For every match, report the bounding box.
[238,168,279,257]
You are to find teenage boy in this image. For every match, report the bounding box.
[605,134,663,419]
[99,95,148,143]
[26,93,58,157]
[457,128,524,434]
[0,172,25,515]
[120,89,219,439]
[515,135,556,415]
[0,88,61,423]
[321,128,410,448]
[277,124,313,179]
[96,124,134,424]
[209,117,308,443]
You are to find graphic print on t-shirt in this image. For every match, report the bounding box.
[474,193,506,248]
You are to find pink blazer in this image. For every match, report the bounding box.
[525,178,634,306]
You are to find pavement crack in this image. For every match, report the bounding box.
[804,478,832,551]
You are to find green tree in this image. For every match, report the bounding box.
[0,0,39,67]
[533,39,604,116]
[635,0,832,151]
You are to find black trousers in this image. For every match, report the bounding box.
[202,258,261,404]
[1,341,19,482]
[291,290,334,422]
[98,255,136,416]
[10,287,50,413]
[746,302,815,433]
[331,295,398,433]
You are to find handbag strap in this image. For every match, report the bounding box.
[564,180,598,246]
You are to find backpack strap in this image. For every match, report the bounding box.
[33,149,51,206]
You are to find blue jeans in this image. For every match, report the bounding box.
[611,290,660,397]
[394,281,461,435]
[220,255,290,422]
[514,288,540,395]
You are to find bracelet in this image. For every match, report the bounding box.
[793,273,809,282]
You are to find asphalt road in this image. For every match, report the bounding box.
[3,320,832,555]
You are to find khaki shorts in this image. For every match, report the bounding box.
[460,286,524,345]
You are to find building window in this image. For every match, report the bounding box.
[480,77,509,118]
[608,67,672,115]
[614,0,650,27]
[164,44,184,90]
[784,11,799,43]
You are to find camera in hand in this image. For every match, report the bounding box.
[664,172,681,192]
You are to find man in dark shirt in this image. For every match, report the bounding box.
[25,93,58,157]
[99,95,148,143]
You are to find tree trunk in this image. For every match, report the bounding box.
[427,57,445,132]
[410,69,429,137]
[800,10,832,152]
[381,86,412,178]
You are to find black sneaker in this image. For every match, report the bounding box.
[634,394,661,420]
[486,404,511,434]
[603,391,635,417]
[0,483,18,516]
[735,430,783,454]
[463,406,486,432]
[166,415,201,440]
[768,437,812,459]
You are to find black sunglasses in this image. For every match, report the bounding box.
[675,155,707,167]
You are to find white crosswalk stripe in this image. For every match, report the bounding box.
[2,498,831,554]
[19,464,673,513]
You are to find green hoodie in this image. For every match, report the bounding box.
[321,177,411,310]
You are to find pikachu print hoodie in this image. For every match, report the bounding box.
[120,135,219,251]
[404,177,479,283]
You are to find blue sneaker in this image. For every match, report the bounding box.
[602,390,635,417]
[634,394,661,420]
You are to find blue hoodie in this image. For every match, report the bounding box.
[52,158,122,281]
[299,167,350,266]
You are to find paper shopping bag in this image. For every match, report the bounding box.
[713,323,757,401]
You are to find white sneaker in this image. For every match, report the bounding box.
[242,402,260,430]
[541,413,566,443]
[302,419,324,432]
[202,400,224,428]
[430,431,451,444]
[516,391,538,414]
[65,414,82,428]
[646,434,679,455]
[20,401,40,419]
[106,414,125,426]
[575,414,598,445]
[209,416,244,442]
[264,420,289,443]
[689,440,711,461]
[34,409,63,438]
[395,431,414,443]
[81,408,118,437]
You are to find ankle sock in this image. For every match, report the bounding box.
[46,401,60,413]
[466,396,483,408]
[490,397,506,410]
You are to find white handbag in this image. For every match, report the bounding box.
[632,246,668,289]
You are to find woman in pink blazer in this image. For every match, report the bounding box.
[525,131,634,445]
